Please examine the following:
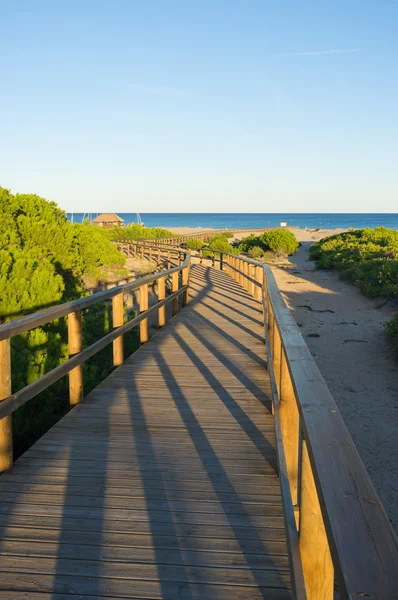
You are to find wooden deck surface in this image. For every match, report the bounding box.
[0,265,292,599]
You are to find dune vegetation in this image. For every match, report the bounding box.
[104,224,174,241]
[184,232,239,256]
[309,227,398,356]
[238,229,300,257]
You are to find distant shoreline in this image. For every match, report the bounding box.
[66,212,398,231]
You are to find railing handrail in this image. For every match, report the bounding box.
[0,252,189,341]
[220,251,398,598]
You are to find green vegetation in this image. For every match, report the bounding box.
[184,238,205,249]
[309,227,398,358]
[0,187,141,457]
[208,236,239,255]
[105,224,174,241]
[309,228,398,297]
[248,246,265,258]
[238,229,299,257]
[184,233,238,256]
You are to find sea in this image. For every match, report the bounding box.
[66,213,398,231]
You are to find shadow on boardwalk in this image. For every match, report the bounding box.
[0,264,292,599]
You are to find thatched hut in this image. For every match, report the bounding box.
[92,213,124,227]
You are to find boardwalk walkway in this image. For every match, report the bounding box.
[0,265,291,599]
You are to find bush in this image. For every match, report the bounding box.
[248,246,265,258]
[105,224,174,240]
[238,234,264,253]
[261,229,299,256]
[208,238,239,255]
[309,227,398,297]
[184,238,205,249]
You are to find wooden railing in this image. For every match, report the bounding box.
[115,240,226,269]
[218,251,398,600]
[0,243,190,471]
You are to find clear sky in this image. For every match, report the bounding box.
[1,0,397,213]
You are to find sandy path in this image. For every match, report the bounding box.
[271,240,398,531]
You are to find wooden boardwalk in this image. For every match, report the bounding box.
[0,265,291,599]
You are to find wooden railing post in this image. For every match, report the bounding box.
[299,438,334,600]
[239,259,244,287]
[157,248,161,266]
[182,266,189,307]
[68,310,83,405]
[280,349,300,508]
[273,324,282,395]
[139,283,149,343]
[112,292,124,367]
[172,271,179,315]
[211,251,215,267]
[199,249,203,264]
[220,252,224,271]
[255,266,263,302]
[243,261,249,290]
[133,243,137,257]
[141,246,145,260]
[0,339,13,471]
[157,276,166,327]
[249,264,255,296]
[149,247,153,263]
[168,250,171,269]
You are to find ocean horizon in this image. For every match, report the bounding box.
[66,212,398,231]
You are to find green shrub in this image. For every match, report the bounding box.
[261,229,299,256]
[105,224,174,240]
[248,246,265,258]
[309,227,398,297]
[238,234,264,253]
[208,238,239,255]
[184,238,205,249]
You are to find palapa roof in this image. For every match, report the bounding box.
[93,213,124,223]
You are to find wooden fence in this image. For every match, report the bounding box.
[0,244,190,471]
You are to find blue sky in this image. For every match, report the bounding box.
[1,0,397,213]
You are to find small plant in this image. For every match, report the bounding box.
[248,246,265,258]
[260,229,299,256]
[238,234,264,252]
[184,238,204,249]
[208,238,239,255]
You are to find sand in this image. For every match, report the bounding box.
[270,230,398,531]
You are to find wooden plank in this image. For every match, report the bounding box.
[0,555,291,588]
[0,576,292,600]
[0,539,290,569]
